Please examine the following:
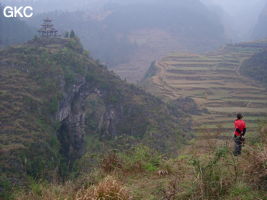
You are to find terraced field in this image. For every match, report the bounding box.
[142,41,267,133]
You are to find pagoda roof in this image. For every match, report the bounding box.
[38,18,59,36]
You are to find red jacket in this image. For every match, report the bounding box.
[234,119,246,136]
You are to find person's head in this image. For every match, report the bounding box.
[237,113,243,119]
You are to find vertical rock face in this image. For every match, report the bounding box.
[100,107,117,137]
[57,80,87,162]
[56,76,123,162]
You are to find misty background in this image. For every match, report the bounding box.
[1,0,267,82]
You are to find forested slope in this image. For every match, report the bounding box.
[0,37,191,195]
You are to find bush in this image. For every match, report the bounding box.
[0,176,14,200]
[188,147,234,200]
[100,153,123,173]
[244,145,267,189]
[75,176,131,200]
[119,145,161,173]
[14,181,75,200]
[226,182,264,200]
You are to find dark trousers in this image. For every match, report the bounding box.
[233,136,242,156]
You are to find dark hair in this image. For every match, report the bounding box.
[237,113,243,119]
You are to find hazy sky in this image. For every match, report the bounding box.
[201,0,266,40]
[1,0,266,15]
[202,0,265,18]
[1,0,266,40]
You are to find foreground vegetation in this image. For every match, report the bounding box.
[9,124,267,200]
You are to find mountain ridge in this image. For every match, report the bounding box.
[0,37,191,188]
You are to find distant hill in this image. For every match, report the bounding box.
[253,3,267,40]
[0,37,191,188]
[141,40,267,132]
[27,0,226,82]
[241,50,267,87]
[0,4,34,47]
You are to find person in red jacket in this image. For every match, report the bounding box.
[233,113,247,156]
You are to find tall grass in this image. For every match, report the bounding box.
[13,127,267,200]
[75,176,131,200]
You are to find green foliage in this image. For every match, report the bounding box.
[48,135,61,157]
[58,158,70,180]
[144,163,158,172]
[108,93,120,104]
[227,182,264,200]
[119,145,161,172]
[70,30,75,38]
[85,71,99,82]
[47,96,59,114]
[0,176,14,200]
[83,50,90,57]
[16,132,61,181]
[189,147,233,199]
[30,181,43,197]
[35,119,46,132]
[62,65,76,86]
[24,151,47,180]
[65,38,83,52]
[64,31,69,38]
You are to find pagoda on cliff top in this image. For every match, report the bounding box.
[38,18,58,38]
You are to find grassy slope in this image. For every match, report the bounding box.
[0,37,191,198]
[13,125,267,200]
[141,40,267,133]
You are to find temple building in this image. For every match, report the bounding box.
[38,18,58,38]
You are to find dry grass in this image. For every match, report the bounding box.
[14,126,267,200]
[160,177,181,200]
[16,176,132,200]
[15,181,75,200]
[75,176,132,200]
[243,127,267,189]
[100,153,123,174]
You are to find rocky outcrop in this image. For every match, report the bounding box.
[57,77,87,162]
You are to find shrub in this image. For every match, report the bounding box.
[100,153,123,173]
[119,145,161,173]
[160,177,181,200]
[188,147,234,200]
[0,176,14,200]
[75,176,131,200]
[15,181,75,200]
[244,145,267,189]
[144,163,157,172]
[226,182,264,200]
